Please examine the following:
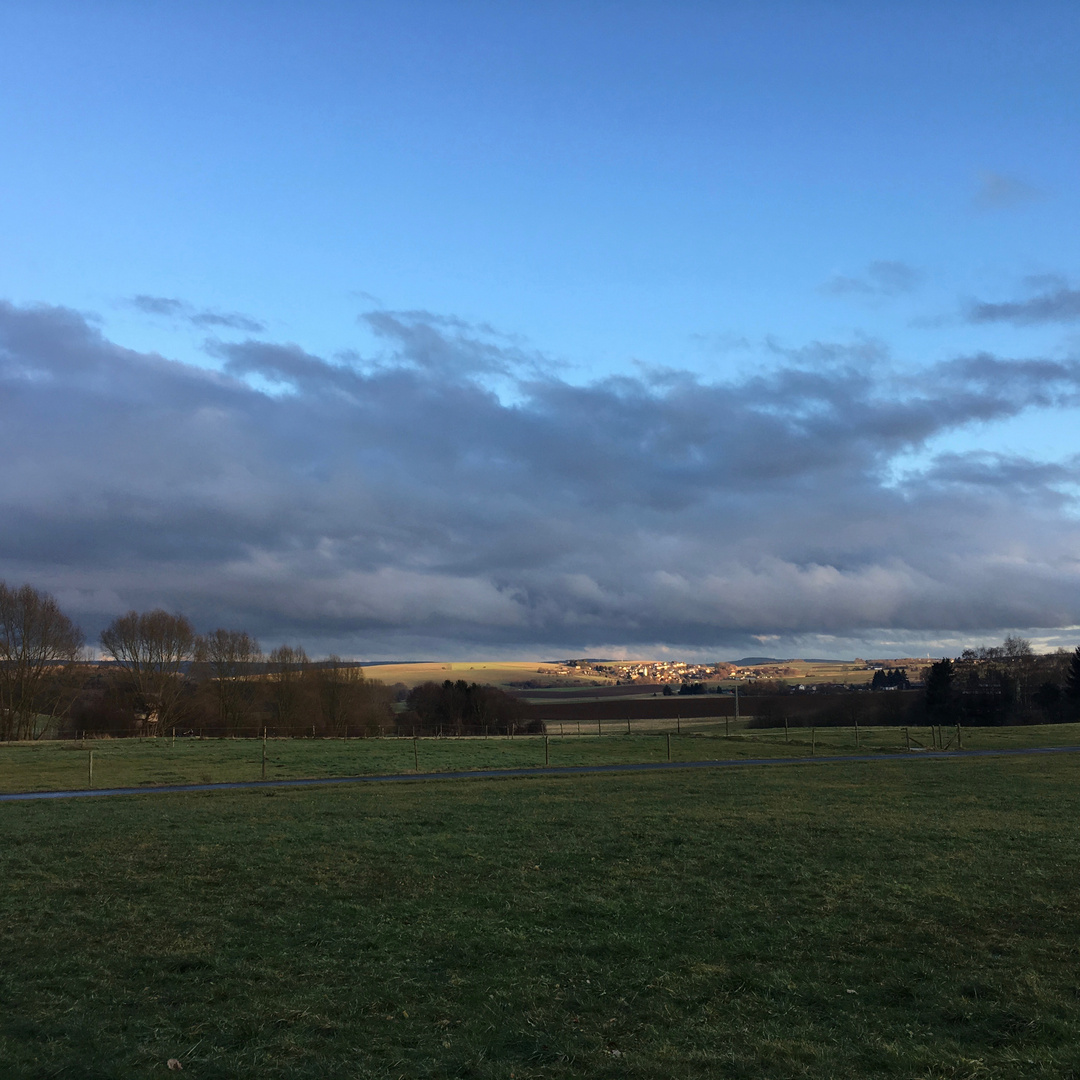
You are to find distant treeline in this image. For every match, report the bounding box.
[3,580,1080,739]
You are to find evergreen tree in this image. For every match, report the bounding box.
[925,658,956,721]
[1065,646,1080,705]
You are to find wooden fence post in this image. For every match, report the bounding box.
[262,727,267,780]
[545,735,549,766]
[626,717,631,735]
[413,737,419,772]
[88,749,94,789]
[811,728,815,756]
[784,716,789,743]
[854,718,860,748]
[957,723,963,749]
[666,732,671,762]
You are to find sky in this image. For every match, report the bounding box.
[2,1,1080,661]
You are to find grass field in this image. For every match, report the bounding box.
[2,723,1080,795]
[3,751,1080,1078]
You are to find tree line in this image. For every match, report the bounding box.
[0,580,541,740]
[925,639,1080,726]
[0,581,396,739]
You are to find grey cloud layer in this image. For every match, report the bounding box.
[3,301,1080,656]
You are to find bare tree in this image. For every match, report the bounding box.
[100,610,197,734]
[201,628,263,734]
[267,645,311,736]
[309,657,392,737]
[0,581,84,740]
[311,655,359,737]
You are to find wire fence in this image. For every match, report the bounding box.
[0,719,995,796]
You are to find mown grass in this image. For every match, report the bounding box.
[2,755,1080,1078]
[2,723,1080,795]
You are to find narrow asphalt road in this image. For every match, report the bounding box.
[2,744,1079,802]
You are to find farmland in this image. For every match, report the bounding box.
[367,661,613,691]
[3,746,1080,1078]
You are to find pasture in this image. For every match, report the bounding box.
[2,722,1080,795]
[3,750,1080,1078]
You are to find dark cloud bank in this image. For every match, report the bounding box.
[2,300,1080,658]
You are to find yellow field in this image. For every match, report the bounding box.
[359,660,613,690]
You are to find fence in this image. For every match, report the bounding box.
[0,721,983,796]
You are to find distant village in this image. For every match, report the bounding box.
[564,657,927,690]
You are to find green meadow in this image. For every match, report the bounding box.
[3,746,1080,1078]
[2,723,1080,795]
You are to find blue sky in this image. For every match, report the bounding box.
[2,2,1080,660]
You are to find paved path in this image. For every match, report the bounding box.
[2,744,1079,802]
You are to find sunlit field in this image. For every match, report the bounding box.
[364,661,613,690]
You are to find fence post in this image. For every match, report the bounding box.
[626,718,631,735]
[413,736,419,772]
[905,726,910,750]
[784,716,789,743]
[88,749,94,789]
[171,727,175,748]
[666,732,671,762]
[262,727,267,780]
[597,719,601,737]
[545,735,549,766]
[854,718,860,748]
[725,715,729,738]
[811,728,815,756]
[957,723,963,749]
[677,714,681,734]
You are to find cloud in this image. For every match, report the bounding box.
[3,299,1080,658]
[131,295,188,317]
[974,170,1043,209]
[129,294,266,333]
[190,311,266,332]
[967,283,1080,325]
[821,261,922,298]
